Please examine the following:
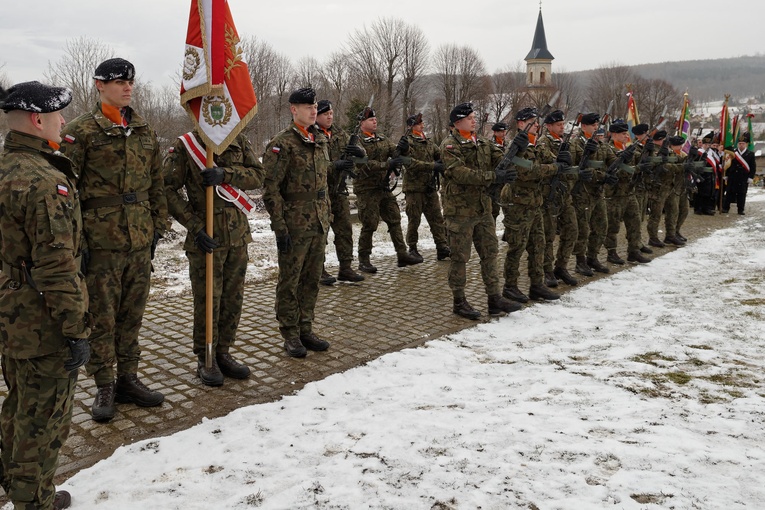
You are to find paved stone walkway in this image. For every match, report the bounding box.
[0,207,743,495]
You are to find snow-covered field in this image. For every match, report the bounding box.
[42,191,765,509]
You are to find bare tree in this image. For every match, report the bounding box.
[44,37,114,120]
[0,66,8,149]
[632,77,681,129]
[399,23,429,126]
[319,51,351,121]
[551,67,584,118]
[489,62,525,124]
[132,83,191,151]
[586,62,638,120]
[433,44,488,138]
[294,56,321,90]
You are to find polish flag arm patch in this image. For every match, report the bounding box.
[63,134,75,144]
[271,147,281,154]
[57,184,69,196]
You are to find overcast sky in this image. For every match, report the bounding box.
[1,0,763,89]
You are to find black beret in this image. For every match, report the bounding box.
[449,102,473,124]
[316,99,332,114]
[544,109,564,124]
[358,106,376,121]
[609,119,629,133]
[0,81,72,113]
[653,130,667,141]
[631,123,649,136]
[595,127,605,136]
[581,112,600,125]
[407,112,423,127]
[94,58,135,82]
[740,132,750,143]
[515,107,537,121]
[491,122,507,131]
[701,131,714,143]
[668,135,684,146]
[288,87,316,104]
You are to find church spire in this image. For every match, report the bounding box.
[525,7,554,61]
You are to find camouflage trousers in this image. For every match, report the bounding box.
[404,191,448,250]
[646,185,671,239]
[444,213,501,299]
[1,350,74,510]
[85,248,151,386]
[502,203,545,287]
[573,192,607,258]
[329,192,354,265]
[543,195,578,272]
[356,190,407,259]
[275,232,327,339]
[635,187,648,222]
[677,192,689,234]
[663,191,688,237]
[605,193,643,253]
[187,246,248,357]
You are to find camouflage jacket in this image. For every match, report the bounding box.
[262,123,331,237]
[572,133,616,197]
[163,132,265,251]
[669,151,689,194]
[60,102,168,252]
[354,133,396,193]
[538,133,579,198]
[402,132,440,193]
[320,125,352,196]
[500,136,558,207]
[0,131,91,359]
[604,142,636,198]
[439,131,502,217]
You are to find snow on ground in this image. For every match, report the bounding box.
[47,190,765,509]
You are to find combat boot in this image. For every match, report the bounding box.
[408,246,424,263]
[544,272,559,288]
[553,266,578,286]
[575,256,594,277]
[300,332,330,351]
[91,381,116,422]
[453,297,481,320]
[648,237,665,248]
[436,245,451,261]
[627,251,651,264]
[586,256,610,274]
[663,234,685,246]
[529,283,560,301]
[358,257,377,274]
[397,251,421,267]
[53,490,72,510]
[502,285,529,303]
[216,353,250,379]
[676,232,687,242]
[320,267,336,286]
[488,294,522,315]
[640,245,653,254]
[337,263,364,282]
[115,374,164,407]
[197,356,224,387]
[606,249,625,265]
[284,337,307,358]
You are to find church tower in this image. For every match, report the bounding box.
[524,6,554,88]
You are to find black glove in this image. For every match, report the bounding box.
[604,172,619,186]
[584,137,599,156]
[275,233,292,254]
[496,166,518,184]
[644,139,655,155]
[579,168,593,182]
[80,250,90,276]
[396,136,410,155]
[434,161,445,176]
[64,337,90,372]
[201,167,226,187]
[388,156,407,171]
[344,144,365,158]
[334,159,355,172]
[150,231,162,260]
[194,229,218,254]
[623,144,637,160]
[688,145,699,158]
[556,150,572,167]
[512,131,529,152]
[637,162,653,173]
[658,145,669,157]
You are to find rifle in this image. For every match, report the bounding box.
[545,112,582,215]
[335,95,374,194]
[493,90,561,187]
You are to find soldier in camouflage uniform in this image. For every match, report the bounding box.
[662,135,690,246]
[538,110,580,287]
[439,102,520,319]
[570,113,615,276]
[500,108,561,303]
[488,122,508,221]
[163,130,264,386]
[602,120,651,265]
[262,88,332,358]
[352,108,420,273]
[645,130,676,248]
[315,99,366,284]
[60,58,167,422]
[402,113,450,262]
[0,81,90,510]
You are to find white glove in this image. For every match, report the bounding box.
[723,176,728,183]
[748,178,753,185]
